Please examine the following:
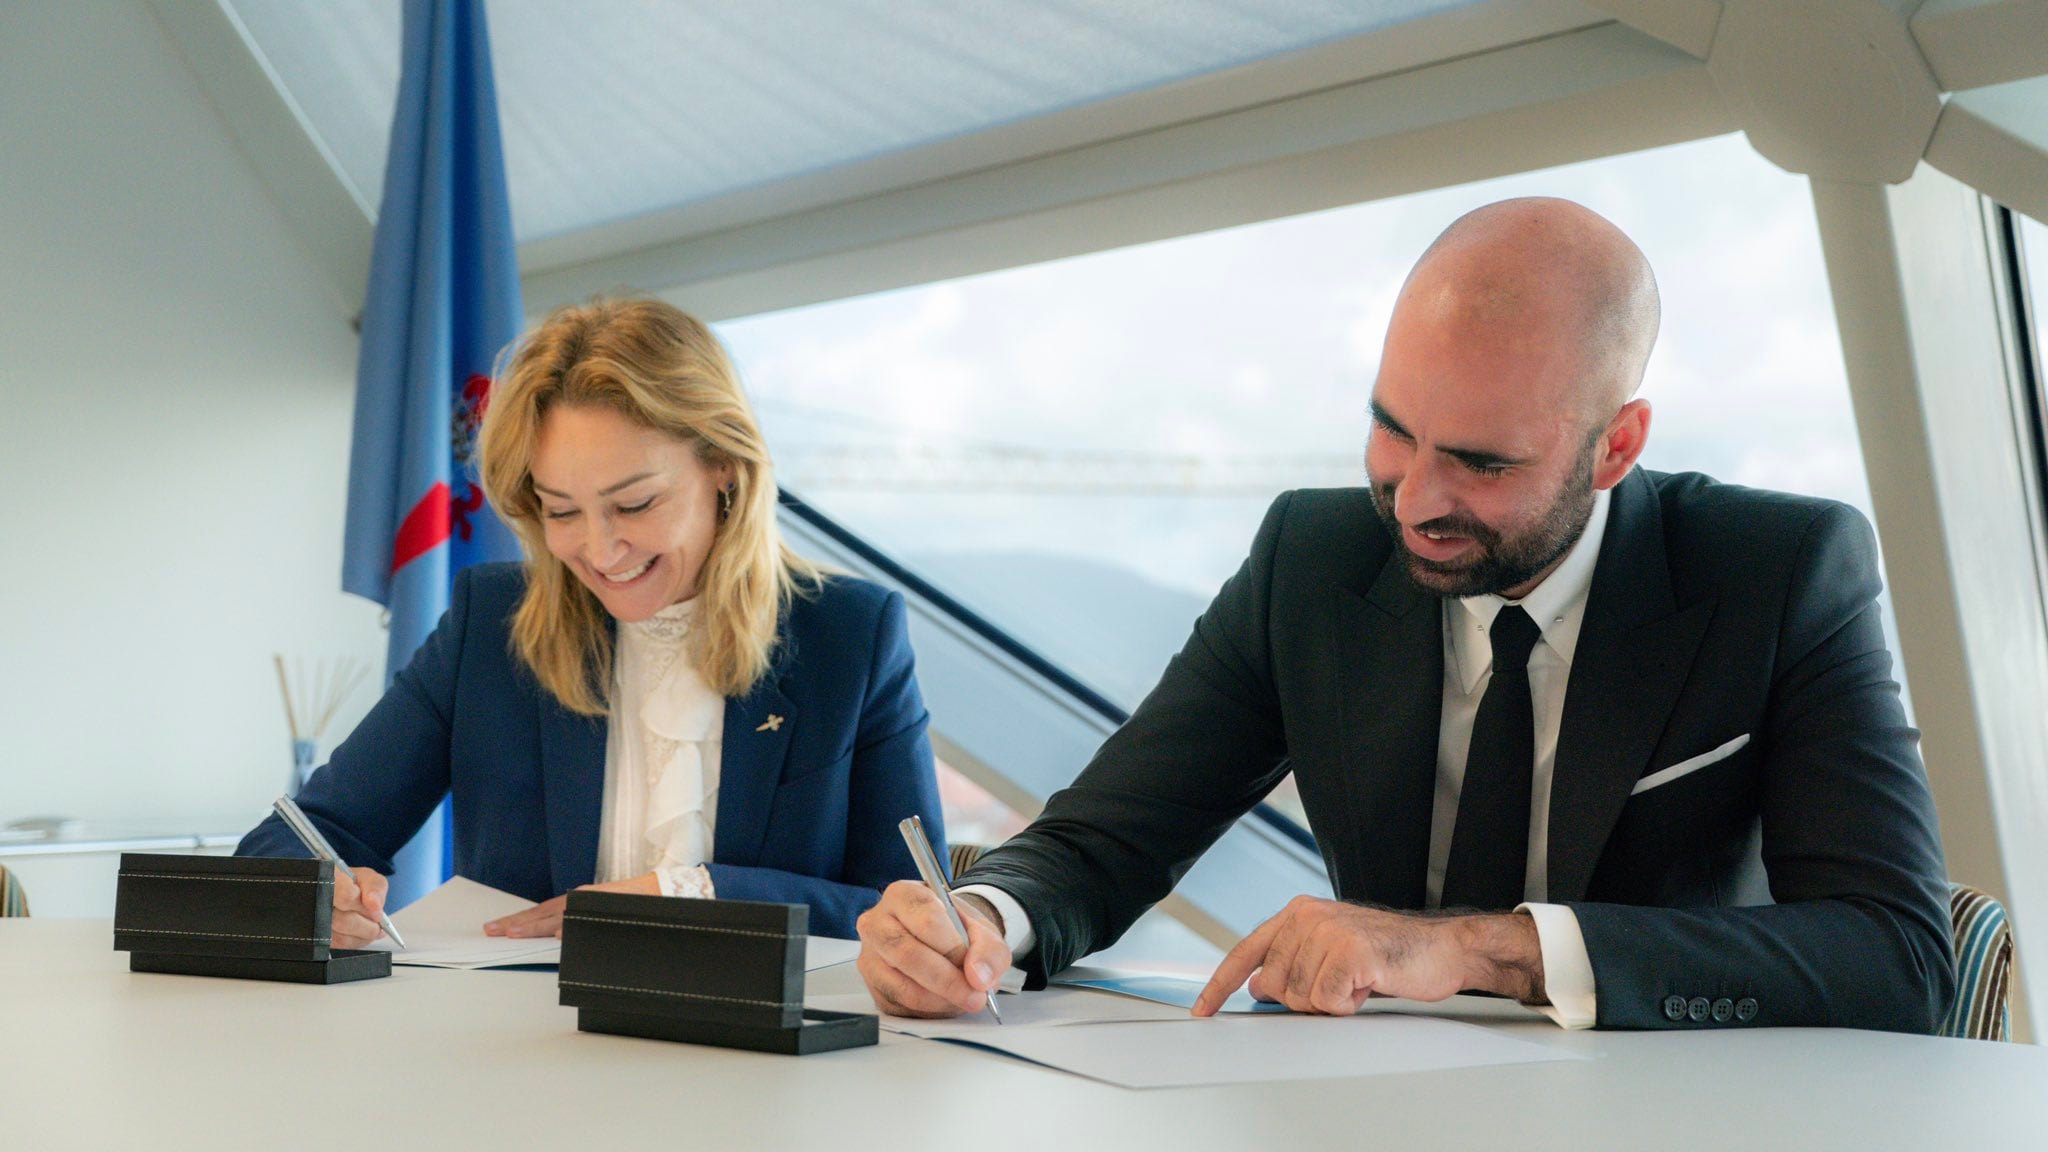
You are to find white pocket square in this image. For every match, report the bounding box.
[1631,734,1752,796]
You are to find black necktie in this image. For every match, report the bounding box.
[1440,604,1543,911]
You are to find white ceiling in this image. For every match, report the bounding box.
[222,0,1470,243]
[176,0,2048,320]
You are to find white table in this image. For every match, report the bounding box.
[3,919,2043,1151]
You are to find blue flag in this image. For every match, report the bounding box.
[343,0,522,909]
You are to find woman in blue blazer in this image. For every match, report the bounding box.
[239,298,945,942]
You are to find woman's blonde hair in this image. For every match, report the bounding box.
[478,297,819,715]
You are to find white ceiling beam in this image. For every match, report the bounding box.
[1924,77,2048,223]
[1708,0,1945,183]
[518,0,1612,275]
[144,0,371,319]
[525,24,1725,321]
[1577,0,1724,57]
[1808,165,2048,1036]
[1912,0,2048,91]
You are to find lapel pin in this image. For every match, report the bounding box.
[756,714,784,733]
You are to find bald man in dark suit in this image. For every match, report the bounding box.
[855,198,1953,1033]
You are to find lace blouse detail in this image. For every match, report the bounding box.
[595,598,721,899]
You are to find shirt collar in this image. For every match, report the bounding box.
[1445,485,1612,694]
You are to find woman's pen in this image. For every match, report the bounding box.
[273,795,407,949]
[897,815,1001,1024]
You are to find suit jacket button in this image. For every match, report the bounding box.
[1688,997,1711,1022]
[1735,998,1759,1022]
[1712,998,1734,1023]
[1663,995,1688,1021]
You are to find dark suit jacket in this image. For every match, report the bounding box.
[239,563,944,939]
[959,468,1955,1031]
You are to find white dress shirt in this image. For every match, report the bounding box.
[595,598,720,900]
[962,487,1611,1029]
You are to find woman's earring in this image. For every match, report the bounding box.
[718,484,734,522]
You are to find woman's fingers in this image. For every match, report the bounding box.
[328,867,390,948]
[485,895,567,938]
[576,873,661,897]
[331,909,384,949]
[353,868,389,922]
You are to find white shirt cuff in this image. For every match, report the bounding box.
[1518,902,1597,1029]
[656,864,715,900]
[953,883,1036,958]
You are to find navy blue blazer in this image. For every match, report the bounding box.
[239,563,945,938]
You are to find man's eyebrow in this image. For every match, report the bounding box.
[1441,445,1525,470]
[1369,400,1529,469]
[1368,401,1412,438]
[531,472,660,499]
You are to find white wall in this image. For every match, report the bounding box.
[0,0,384,834]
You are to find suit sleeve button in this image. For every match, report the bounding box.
[1688,997,1711,1022]
[1663,995,1688,1021]
[1735,998,1758,1022]
[1712,998,1734,1023]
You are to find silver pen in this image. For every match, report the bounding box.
[898,815,1001,1024]
[272,795,407,950]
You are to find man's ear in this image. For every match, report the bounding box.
[1593,399,1651,490]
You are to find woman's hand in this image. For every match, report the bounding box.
[483,872,662,938]
[331,867,390,949]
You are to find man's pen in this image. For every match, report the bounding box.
[898,814,1001,1024]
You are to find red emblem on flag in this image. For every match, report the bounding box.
[389,374,497,575]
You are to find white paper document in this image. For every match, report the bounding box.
[1054,966,1549,1024]
[813,978,1582,1089]
[809,985,1189,1035]
[1050,966,1288,1014]
[940,1013,1585,1089]
[372,876,867,972]
[370,876,560,969]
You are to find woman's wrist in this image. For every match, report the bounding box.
[655,864,716,900]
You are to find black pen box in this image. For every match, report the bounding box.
[558,891,876,1055]
[111,853,391,984]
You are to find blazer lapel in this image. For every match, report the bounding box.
[716,675,795,868]
[1339,553,1444,909]
[1547,470,1715,902]
[538,700,607,894]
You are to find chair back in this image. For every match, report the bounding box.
[947,842,988,882]
[1942,882,2014,1041]
[0,862,27,917]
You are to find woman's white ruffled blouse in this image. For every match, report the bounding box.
[595,598,720,899]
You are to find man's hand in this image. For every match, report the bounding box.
[331,867,389,949]
[1192,895,1546,1016]
[856,880,1011,1017]
[483,872,661,939]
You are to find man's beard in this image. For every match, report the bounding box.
[1370,450,1598,598]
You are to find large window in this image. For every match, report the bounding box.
[720,132,1890,830]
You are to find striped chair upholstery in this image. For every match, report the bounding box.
[0,863,27,917]
[947,842,988,882]
[1942,883,2014,1042]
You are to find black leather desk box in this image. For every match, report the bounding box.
[111,853,391,984]
[558,890,876,1055]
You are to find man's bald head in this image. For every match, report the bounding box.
[1367,198,1662,599]
[1395,197,1660,426]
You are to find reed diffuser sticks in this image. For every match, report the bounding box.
[272,654,369,745]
